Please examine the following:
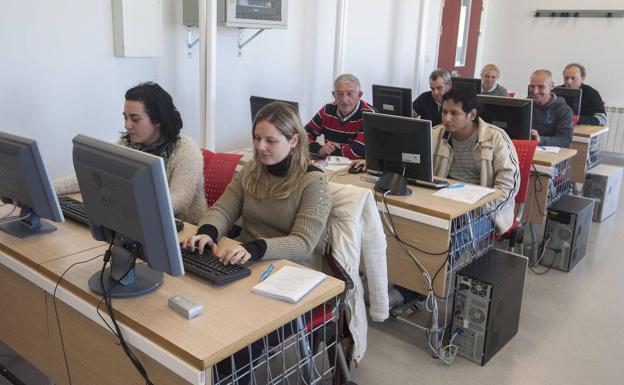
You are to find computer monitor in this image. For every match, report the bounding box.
[250,96,299,122]
[452,77,483,94]
[363,112,433,193]
[553,86,582,116]
[371,84,412,117]
[72,135,183,298]
[0,131,63,238]
[477,95,533,140]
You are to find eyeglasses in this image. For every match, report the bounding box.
[333,91,359,98]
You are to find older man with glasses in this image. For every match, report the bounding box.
[305,73,375,160]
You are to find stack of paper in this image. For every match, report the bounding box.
[537,146,561,154]
[433,184,496,204]
[252,265,327,303]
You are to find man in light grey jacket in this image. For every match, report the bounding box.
[528,69,574,147]
[432,87,520,234]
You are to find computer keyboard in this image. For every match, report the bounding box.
[58,196,89,226]
[180,246,251,286]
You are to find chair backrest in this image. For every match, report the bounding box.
[511,139,538,204]
[202,149,243,206]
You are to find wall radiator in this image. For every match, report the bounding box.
[605,106,624,154]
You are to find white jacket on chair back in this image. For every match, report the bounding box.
[328,182,389,363]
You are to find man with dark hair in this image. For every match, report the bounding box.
[390,87,520,315]
[412,68,452,126]
[560,63,607,126]
[305,73,374,160]
[433,87,520,234]
[529,69,574,147]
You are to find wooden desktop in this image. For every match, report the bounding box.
[0,205,344,385]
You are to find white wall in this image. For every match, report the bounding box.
[0,0,199,179]
[212,0,434,151]
[479,0,624,105]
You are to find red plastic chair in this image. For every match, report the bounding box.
[500,140,538,254]
[201,149,243,206]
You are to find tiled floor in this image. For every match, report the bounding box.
[351,190,624,385]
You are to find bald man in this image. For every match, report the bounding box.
[560,63,607,126]
[528,69,573,148]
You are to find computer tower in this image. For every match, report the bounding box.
[583,164,622,222]
[540,195,594,272]
[451,249,527,365]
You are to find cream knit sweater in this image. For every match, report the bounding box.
[54,134,207,224]
[198,163,331,269]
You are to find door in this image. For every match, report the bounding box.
[437,0,483,77]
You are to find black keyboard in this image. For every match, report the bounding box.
[58,196,89,225]
[180,246,251,286]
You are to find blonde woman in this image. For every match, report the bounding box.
[480,64,509,96]
[184,102,331,269]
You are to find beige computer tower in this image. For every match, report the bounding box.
[583,164,623,222]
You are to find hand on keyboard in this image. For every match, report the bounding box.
[219,244,252,265]
[181,234,218,256]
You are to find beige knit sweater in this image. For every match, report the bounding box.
[54,134,207,224]
[198,163,331,269]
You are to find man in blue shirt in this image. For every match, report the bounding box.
[412,69,452,126]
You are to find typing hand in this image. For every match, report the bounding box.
[182,234,218,256]
[319,141,340,158]
[531,129,540,143]
[219,244,251,265]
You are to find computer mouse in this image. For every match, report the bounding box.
[175,219,184,232]
[348,163,366,174]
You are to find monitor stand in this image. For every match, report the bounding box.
[0,210,57,238]
[374,172,411,196]
[88,244,163,298]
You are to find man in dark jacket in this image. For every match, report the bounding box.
[560,63,607,126]
[529,69,573,147]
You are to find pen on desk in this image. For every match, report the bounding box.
[259,263,275,282]
[448,183,465,189]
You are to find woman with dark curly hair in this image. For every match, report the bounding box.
[55,82,207,223]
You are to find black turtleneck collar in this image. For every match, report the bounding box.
[266,155,291,177]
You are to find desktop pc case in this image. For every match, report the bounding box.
[451,249,527,365]
[540,195,594,272]
[583,164,622,222]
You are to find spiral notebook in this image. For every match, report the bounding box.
[252,265,327,303]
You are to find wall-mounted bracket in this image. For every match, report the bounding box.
[187,26,199,58]
[237,28,266,57]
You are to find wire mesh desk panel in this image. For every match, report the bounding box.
[212,296,340,385]
[587,134,604,170]
[448,204,496,279]
[547,157,573,206]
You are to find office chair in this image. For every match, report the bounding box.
[499,139,538,254]
[201,149,242,207]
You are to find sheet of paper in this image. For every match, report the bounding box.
[433,184,496,204]
[536,146,561,154]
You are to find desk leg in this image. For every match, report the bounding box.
[45,294,198,385]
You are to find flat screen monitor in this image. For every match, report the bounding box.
[0,131,63,238]
[452,77,482,94]
[363,112,433,183]
[477,95,533,140]
[553,86,582,116]
[72,135,183,298]
[372,84,412,117]
[250,96,299,122]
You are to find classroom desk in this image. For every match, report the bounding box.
[571,125,609,184]
[524,148,577,226]
[0,212,344,385]
[330,172,501,297]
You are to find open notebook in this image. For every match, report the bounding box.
[252,265,327,303]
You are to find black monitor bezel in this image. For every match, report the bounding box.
[371,84,413,117]
[477,95,533,140]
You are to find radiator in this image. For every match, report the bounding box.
[605,105,624,153]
